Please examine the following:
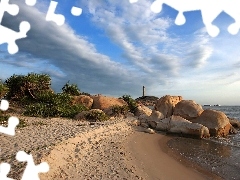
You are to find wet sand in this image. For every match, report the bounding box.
[126,128,222,180]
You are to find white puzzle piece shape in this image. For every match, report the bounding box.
[16,151,49,180]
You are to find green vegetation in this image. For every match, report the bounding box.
[23,91,87,118]
[3,73,87,118]
[84,110,109,122]
[121,95,138,114]
[0,112,27,128]
[62,81,80,96]
[0,80,8,98]
[5,73,51,101]
[111,105,129,116]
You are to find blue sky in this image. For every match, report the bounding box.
[0,0,240,105]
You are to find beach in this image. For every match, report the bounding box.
[125,130,221,180]
[1,114,222,180]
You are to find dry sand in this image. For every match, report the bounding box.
[1,113,222,179]
[40,118,221,180]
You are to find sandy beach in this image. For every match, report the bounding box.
[1,115,221,180]
[40,117,221,180]
[126,129,222,180]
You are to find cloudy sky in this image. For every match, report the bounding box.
[0,0,240,105]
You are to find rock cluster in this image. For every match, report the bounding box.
[74,94,129,121]
[73,94,237,139]
[134,95,237,138]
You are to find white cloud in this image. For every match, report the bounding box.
[2,0,238,104]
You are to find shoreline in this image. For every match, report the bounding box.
[39,118,222,180]
[0,114,223,179]
[125,127,222,180]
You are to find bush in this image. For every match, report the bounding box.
[111,105,129,116]
[0,112,27,128]
[24,92,87,118]
[121,95,138,114]
[85,110,109,122]
[0,80,8,98]
[62,81,80,96]
[5,73,51,101]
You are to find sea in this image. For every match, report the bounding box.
[167,106,240,180]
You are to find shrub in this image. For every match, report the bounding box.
[0,80,8,98]
[5,73,51,101]
[24,92,87,118]
[62,81,80,96]
[0,112,27,128]
[121,95,138,114]
[111,105,129,116]
[85,110,109,122]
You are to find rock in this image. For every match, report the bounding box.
[148,110,164,129]
[135,103,152,117]
[193,109,231,137]
[131,119,140,126]
[155,115,210,138]
[135,96,159,106]
[75,109,104,120]
[229,125,238,134]
[169,115,210,138]
[144,128,155,134]
[148,121,157,129]
[228,117,240,128]
[103,107,113,116]
[173,100,203,120]
[155,95,182,118]
[138,114,150,123]
[91,95,127,110]
[155,117,171,131]
[72,95,93,109]
[140,122,149,128]
[75,111,88,120]
[149,110,164,121]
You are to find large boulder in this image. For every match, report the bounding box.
[155,95,182,118]
[155,115,210,138]
[148,110,165,129]
[192,109,231,137]
[135,103,152,117]
[173,100,203,120]
[149,110,164,121]
[72,95,93,109]
[91,95,127,110]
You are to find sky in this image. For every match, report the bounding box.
[0,0,240,105]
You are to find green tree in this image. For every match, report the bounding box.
[5,73,51,101]
[121,95,138,114]
[62,81,80,96]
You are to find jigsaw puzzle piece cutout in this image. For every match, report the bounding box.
[0,0,19,22]
[201,4,222,37]
[25,0,37,6]
[0,116,19,136]
[0,21,30,54]
[0,100,9,111]
[129,0,138,3]
[223,0,240,35]
[71,6,82,16]
[46,1,65,26]
[175,12,186,25]
[0,163,14,180]
[150,0,224,37]
[16,151,49,180]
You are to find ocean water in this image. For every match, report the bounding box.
[167,106,240,180]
